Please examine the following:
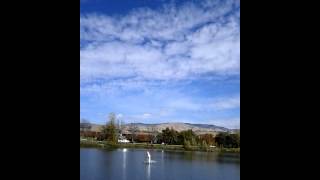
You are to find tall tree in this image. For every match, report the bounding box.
[161,128,178,145]
[150,126,158,143]
[215,132,240,148]
[199,134,215,145]
[128,123,138,143]
[178,129,197,145]
[215,132,227,147]
[101,113,118,143]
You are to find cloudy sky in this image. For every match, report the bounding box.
[80,0,240,129]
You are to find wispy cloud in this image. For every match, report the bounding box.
[80,0,240,91]
[165,95,240,112]
[80,0,240,126]
[210,95,240,110]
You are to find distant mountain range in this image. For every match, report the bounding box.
[87,122,239,135]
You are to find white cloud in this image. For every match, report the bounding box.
[143,113,152,118]
[167,98,201,111]
[80,0,240,127]
[118,113,153,123]
[164,95,240,112]
[80,0,240,92]
[210,95,240,110]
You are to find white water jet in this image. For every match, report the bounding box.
[147,151,151,164]
[144,151,156,164]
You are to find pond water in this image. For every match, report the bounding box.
[80,148,240,180]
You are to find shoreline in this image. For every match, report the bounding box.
[80,140,240,153]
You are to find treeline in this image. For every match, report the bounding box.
[125,134,154,143]
[156,128,240,148]
[80,131,101,138]
[215,132,240,148]
[81,113,240,149]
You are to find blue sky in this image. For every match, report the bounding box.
[80,0,240,128]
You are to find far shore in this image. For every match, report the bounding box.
[80,139,240,153]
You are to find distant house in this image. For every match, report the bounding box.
[118,134,130,143]
[118,139,130,143]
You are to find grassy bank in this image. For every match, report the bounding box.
[80,139,240,153]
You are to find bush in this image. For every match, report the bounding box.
[183,139,192,150]
[200,140,209,151]
[199,134,215,145]
[178,130,197,145]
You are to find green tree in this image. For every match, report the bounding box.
[159,128,178,145]
[199,134,215,146]
[178,129,197,146]
[215,132,227,147]
[230,133,240,148]
[100,113,118,144]
[215,132,240,148]
[183,139,192,150]
[200,140,209,151]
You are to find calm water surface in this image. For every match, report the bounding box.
[80,148,240,180]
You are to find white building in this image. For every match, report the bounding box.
[118,139,130,143]
[118,134,130,143]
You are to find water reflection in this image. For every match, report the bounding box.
[122,149,127,180]
[145,164,151,180]
[161,150,164,164]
